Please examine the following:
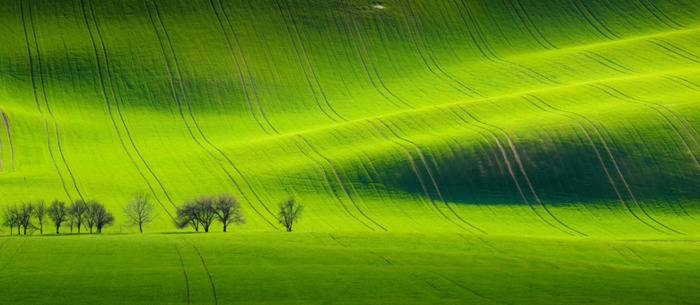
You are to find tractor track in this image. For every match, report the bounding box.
[374,119,486,233]
[648,39,700,64]
[580,51,634,74]
[20,0,74,202]
[190,243,218,305]
[524,95,668,233]
[635,0,684,29]
[338,0,411,110]
[453,0,561,86]
[278,0,346,122]
[289,137,375,231]
[0,239,26,274]
[81,0,177,220]
[591,83,700,168]
[432,272,509,304]
[366,120,482,234]
[146,0,278,229]
[397,0,481,98]
[173,244,190,305]
[296,135,386,231]
[447,107,580,236]
[507,0,556,49]
[572,0,620,40]
[208,0,276,135]
[0,111,12,172]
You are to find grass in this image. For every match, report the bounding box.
[0,0,699,303]
[1,232,699,305]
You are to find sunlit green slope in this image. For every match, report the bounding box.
[0,0,699,236]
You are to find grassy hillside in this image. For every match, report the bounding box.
[2,0,699,236]
[1,0,699,303]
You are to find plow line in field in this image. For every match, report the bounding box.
[296,135,386,231]
[20,0,75,202]
[173,244,190,305]
[147,0,278,229]
[524,95,671,234]
[288,137,375,231]
[208,0,276,135]
[635,0,684,29]
[277,0,346,122]
[375,118,486,233]
[570,0,620,40]
[366,120,483,234]
[338,0,411,110]
[452,0,561,86]
[508,0,557,49]
[82,0,179,220]
[448,107,580,236]
[397,0,481,98]
[0,110,11,172]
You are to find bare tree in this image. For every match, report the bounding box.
[17,202,34,235]
[277,198,303,232]
[175,201,200,232]
[47,200,69,234]
[194,196,216,233]
[33,200,46,234]
[175,196,216,232]
[83,199,100,234]
[88,201,114,233]
[2,204,19,235]
[70,200,87,234]
[123,193,158,233]
[213,194,245,232]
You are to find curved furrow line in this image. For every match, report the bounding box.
[574,0,621,39]
[80,0,177,220]
[454,0,562,86]
[524,95,669,233]
[636,0,684,29]
[567,0,614,40]
[215,0,279,134]
[431,273,507,305]
[189,243,218,305]
[27,0,85,202]
[146,0,278,229]
[580,51,634,74]
[271,0,340,123]
[20,0,73,202]
[365,120,475,233]
[217,0,279,134]
[450,0,495,62]
[338,0,410,110]
[0,239,26,273]
[208,0,275,135]
[296,135,386,231]
[507,0,557,49]
[445,108,575,236]
[372,119,486,234]
[664,74,700,91]
[173,244,190,305]
[455,105,587,235]
[0,111,10,172]
[397,0,481,98]
[280,0,346,121]
[403,0,485,97]
[590,84,696,232]
[288,137,375,231]
[648,39,700,63]
[592,83,700,163]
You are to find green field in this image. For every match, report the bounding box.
[1,0,699,303]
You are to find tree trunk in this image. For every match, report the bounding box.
[223,224,227,232]
[56,224,60,234]
[39,222,43,234]
[23,225,27,235]
[139,222,143,233]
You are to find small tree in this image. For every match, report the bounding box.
[83,199,101,234]
[47,200,69,234]
[213,194,245,232]
[2,204,19,235]
[175,196,216,233]
[175,201,200,232]
[33,200,46,234]
[17,202,34,235]
[123,193,158,233]
[194,196,216,233]
[70,200,87,234]
[277,198,303,233]
[88,202,114,233]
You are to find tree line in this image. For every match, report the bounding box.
[1,193,303,235]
